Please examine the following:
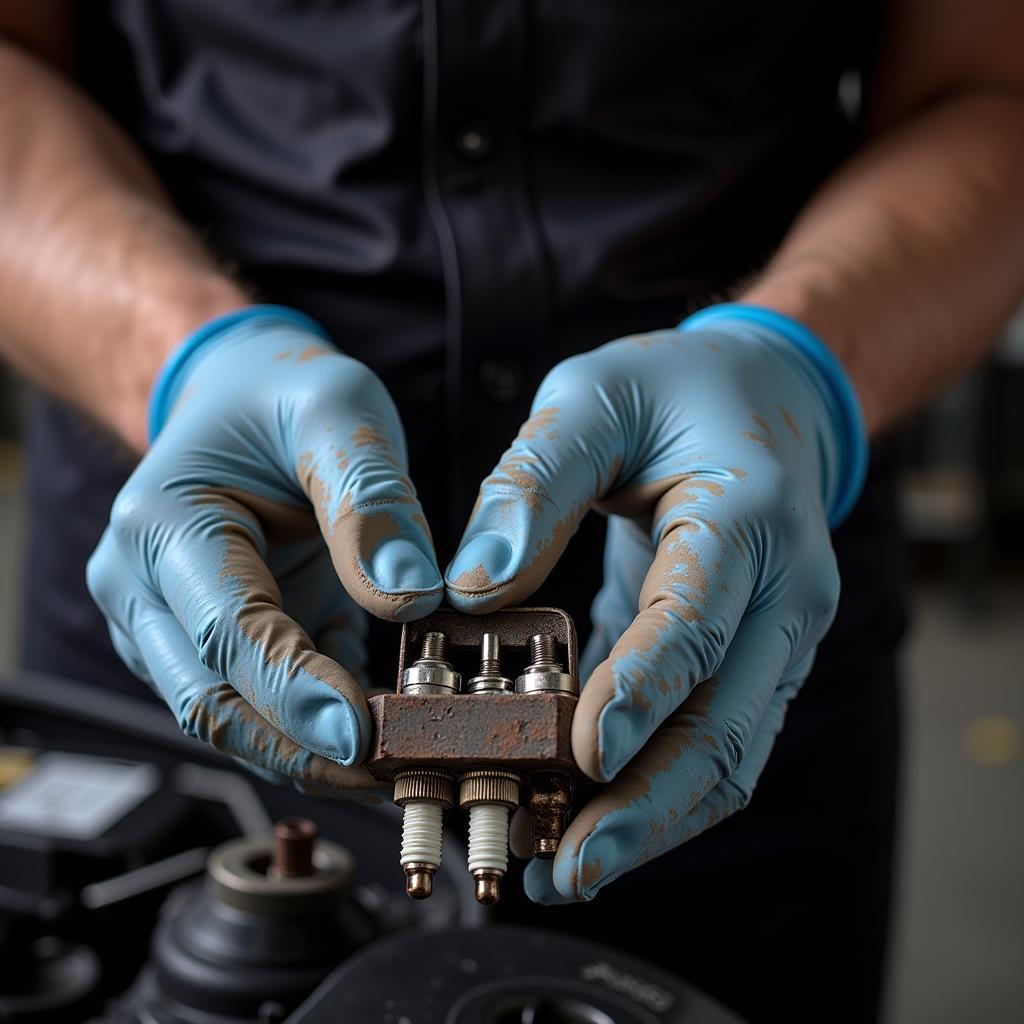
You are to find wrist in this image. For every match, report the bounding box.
[678,302,868,527]
[115,275,248,453]
[147,303,330,444]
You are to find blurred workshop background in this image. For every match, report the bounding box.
[0,313,1022,1023]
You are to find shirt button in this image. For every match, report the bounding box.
[478,358,524,403]
[454,122,494,161]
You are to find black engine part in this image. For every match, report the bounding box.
[289,925,744,1024]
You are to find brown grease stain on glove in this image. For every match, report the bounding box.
[190,490,369,715]
[570,474,736,780]
[184,682,380,791]
[297,449,432,621]
[561,676,723,897]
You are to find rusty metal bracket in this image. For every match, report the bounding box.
[366,607,579,782]
[366,606,577,782]
[365,691,577,780]
[369,607,581,895]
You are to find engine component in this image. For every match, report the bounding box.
[112,818,374,1023]
[393,632,460,900]
[367,608,581,904]
[460,768,520,905]
[287,924,747,1023]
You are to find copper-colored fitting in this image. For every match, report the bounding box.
[473,869,503,906]
[269,818,317,879]
[526,773,573,859]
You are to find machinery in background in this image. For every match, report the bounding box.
[0,668,746,1024]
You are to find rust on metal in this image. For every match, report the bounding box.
[365,691,578,781]
[525,773,573,859]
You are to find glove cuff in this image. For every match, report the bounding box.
[147,304,330,444]
[678,302,868,527]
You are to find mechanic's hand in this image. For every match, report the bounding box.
[88,305,443,791]
[445,304,866,901]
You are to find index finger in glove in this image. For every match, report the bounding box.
[95,487,371,766]
[445,359,628,611]
[90,537,378,790]
[287,354,443,622]
[529,611,798,903]
[573,475,757,782]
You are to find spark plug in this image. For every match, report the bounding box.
[394,632,459,899]
[461,633,519,905]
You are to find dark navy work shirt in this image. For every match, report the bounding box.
[23,0,902,696]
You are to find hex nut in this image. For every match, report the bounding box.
[514,668,578,695]
[400,662,461,694]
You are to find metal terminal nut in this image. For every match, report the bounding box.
[514,634,578,695]
[459,769,520,810]
[393,768,455,809]
[465,633,514,694]
[401,631,461,694]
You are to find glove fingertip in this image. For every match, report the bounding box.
[524,859,575,905]
[368,537,443,594]
[444,531,516,610]
[301,693,371,768]
[568,831,619,901]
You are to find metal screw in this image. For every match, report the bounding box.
[530,633,558,667]
[269,818,317,879]
[465,633,514,694]
[401,631,461,695]
[514,633,578,695]
[395,633,460,899]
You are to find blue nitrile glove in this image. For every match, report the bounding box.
[87,305,443,791]
[445,303,866,902]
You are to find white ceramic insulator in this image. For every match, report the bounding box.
[400,801,443,868]
[467,803,510,874]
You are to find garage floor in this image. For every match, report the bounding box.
[0,458,1021,1022]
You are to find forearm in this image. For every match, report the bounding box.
[743,89,1024,435]
[0,42,246,452]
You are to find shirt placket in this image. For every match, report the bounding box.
[420,0,550,544]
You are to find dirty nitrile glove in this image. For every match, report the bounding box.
[444,303,867,902]
[88,305,443,791]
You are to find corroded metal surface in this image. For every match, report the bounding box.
[365,692,578,781]
[525,773,573,859]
